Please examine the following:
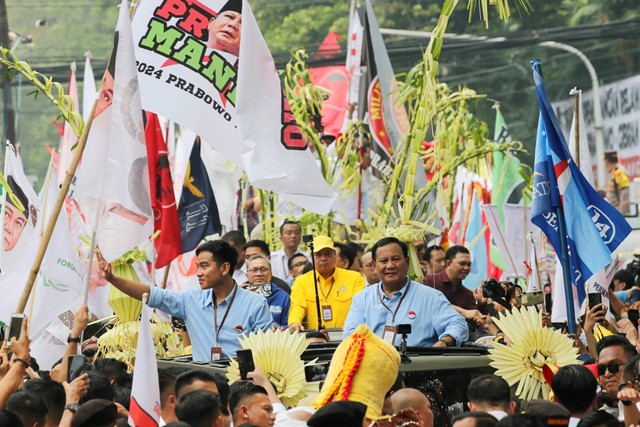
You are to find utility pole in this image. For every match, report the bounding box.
[0,0,15,147]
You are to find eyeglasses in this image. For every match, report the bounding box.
[597,362,622,376]
[291,261,307,269]
[248,267,270,274]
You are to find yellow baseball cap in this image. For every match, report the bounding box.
[313,236,334,253]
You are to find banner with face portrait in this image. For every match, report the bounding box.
[0,144,39,277]
[74,0,153,262]
[131,0,336,214]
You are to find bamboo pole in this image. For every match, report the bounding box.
[15,99,98,313]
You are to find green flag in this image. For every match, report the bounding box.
[492,108,525,223]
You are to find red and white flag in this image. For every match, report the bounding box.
[131,0,336,214]
[74,0,152,262]
[129,301,161,427]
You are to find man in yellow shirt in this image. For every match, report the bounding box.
[604,151,630,216]
[288,236,365,331]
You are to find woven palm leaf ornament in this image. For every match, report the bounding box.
[96,247,183,365]
[488,306,581,401]
[227,329,317,407]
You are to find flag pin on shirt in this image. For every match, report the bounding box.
[407,311,416,320]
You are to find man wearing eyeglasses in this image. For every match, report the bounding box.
[596,335,638,419]
[244,254,290,328]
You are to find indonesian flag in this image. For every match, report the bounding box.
[73,0,153,262]
[145,112,181,268]
[129,301,161,427]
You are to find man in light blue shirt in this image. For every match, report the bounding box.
[99,240,273,361]
[343,237,468,347]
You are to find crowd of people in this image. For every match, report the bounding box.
[0,217,637,427]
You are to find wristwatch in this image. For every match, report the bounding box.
[67,335,81,344]
[64,403,79,413]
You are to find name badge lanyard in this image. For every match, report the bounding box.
[377,280,411,324]
[213,285,238,347]
[319,278,336,322]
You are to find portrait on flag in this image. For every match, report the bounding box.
[1,145,39,275]
[74,1,153,262]
[132,0,336,214]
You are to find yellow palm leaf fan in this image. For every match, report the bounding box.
[226,329,317,407]
[488,306,581,401]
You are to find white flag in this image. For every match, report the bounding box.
[129,302,161,427]
[58,63,79,185]
[131,0,336,214]
[82,52,97,122]
[74,0,152,262]
[1,144,39,277]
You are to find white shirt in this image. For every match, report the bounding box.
[233,267,247,285]
[270,248,310,284]
[487,410,508,421]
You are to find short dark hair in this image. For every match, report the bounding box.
[622,354,640,382]
[221,230,247,247]
[371,237,408,261]
[159,367,189,407]
[23,379,65,424]
[6,175,29,218]
[280,220,301,235]
[446,245,470,262]
[596,335,637,359]
[0,410,24,427]
[244,239,271,257]
[425,245,445,262]
[612,269,636,290]
[494,413,538,427]
[196,240,238,271]
[334,242,356,268]
[305,330,328,342]
[452,411,498,427]
[229,382,268,417]
[346,242,364,255]
[467,375,511,409]
[114,386,131,411]
[576,410,620,427]
[93,357,128,382]
[551,365,598,414]
[175,370,229,408]
[80,371,115,403]
[6,391,48,427]
[287,253,307,270]
[176,390,221,427]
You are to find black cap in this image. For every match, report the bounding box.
[525,399,570,427]
[307,401,367,427]
[218,0,242,14]
[71,399,118,427]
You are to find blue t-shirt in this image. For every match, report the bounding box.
[266,284,291,327]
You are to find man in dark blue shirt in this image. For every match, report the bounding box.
[243,254,290,328]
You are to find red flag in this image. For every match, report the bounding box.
[145,112,181,268]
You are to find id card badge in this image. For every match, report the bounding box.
[322,305,333,322]
[211,347,223,362]
[382,326,397,344]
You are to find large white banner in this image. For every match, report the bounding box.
[131,0,336,214]
[553,75,640,184]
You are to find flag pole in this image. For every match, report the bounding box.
[555,205,577,334]
[571,87,581,168]
[15,98,98,313]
